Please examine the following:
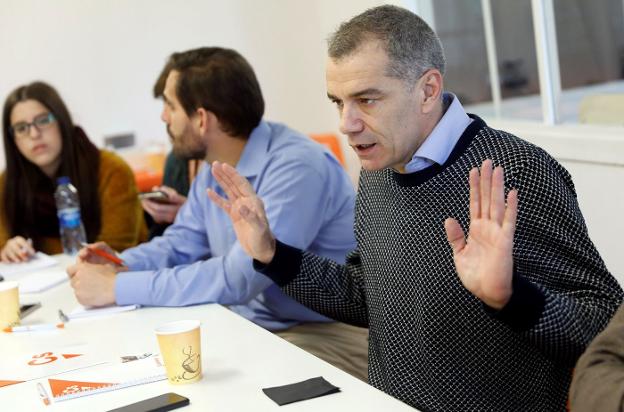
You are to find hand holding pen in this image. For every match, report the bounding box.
[77,242,124,266]
[67,242,125,307]
[0,236,34,263]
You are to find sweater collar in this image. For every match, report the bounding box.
[392,114,486,188]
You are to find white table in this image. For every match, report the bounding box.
[0,256,415,411]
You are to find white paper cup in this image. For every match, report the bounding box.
[0,281,20,329]
[155,320,202,384]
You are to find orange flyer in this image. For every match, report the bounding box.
[47,355,166,402]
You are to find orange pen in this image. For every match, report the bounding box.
[80,243,124,266]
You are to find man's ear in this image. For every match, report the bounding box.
[195,108,218,135]
[419,69,443,114]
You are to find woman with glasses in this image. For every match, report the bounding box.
[0,81,147,262]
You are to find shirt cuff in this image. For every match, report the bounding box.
[118,252,142,272]
[484,272,546,331]
[115,270,154,306]
[253,240,302,287]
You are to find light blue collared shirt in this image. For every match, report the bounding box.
[404,93,473,173]
[116,121,357,331]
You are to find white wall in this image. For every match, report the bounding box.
[562,161,624,281]
[2,1,622,283]
[0,0,403,172]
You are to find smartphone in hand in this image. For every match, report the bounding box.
[138,190,170,204]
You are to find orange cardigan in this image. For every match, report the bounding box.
[0,150,147,254]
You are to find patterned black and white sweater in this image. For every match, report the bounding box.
[257,116,623,411]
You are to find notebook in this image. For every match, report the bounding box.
[49,355,166,402]
[67,304,140,320]
[0,252,57,277]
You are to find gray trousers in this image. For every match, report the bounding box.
[275,321,369,382]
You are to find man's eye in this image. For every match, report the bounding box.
[360,98,376,105]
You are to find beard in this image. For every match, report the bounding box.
[168,126,206,160]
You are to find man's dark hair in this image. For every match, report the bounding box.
[328,5,446,84]
[154,47,264,138]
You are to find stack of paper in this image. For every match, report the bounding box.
[0,253,67,294]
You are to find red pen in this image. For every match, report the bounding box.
[80,243,124,266]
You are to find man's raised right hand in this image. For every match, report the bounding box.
[207,161,276,264]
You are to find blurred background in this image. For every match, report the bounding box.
[2,0,623,280]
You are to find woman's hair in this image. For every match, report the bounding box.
[1,81,101,243]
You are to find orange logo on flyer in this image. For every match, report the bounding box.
[27,352,83,366]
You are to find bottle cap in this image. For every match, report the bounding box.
[56,176,70,185]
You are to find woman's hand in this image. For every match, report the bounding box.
[0,236,35,263]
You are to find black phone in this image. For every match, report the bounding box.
[107,392,189,412]
[19,302,41,319]
[138,190,170,204]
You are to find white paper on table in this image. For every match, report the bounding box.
[17,268,69,294]
[0,344,107,388]
[0,252,57,277]
[68,304,140,320]
[49,355,166,402]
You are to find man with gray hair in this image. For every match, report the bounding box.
[207,5,622,411]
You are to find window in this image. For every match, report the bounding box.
[428,0,624,125]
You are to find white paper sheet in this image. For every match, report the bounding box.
[0,252,57,276]
[67,304,140,320]
[17,268,69,294]
[0,344,107,387]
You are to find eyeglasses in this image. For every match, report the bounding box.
[11,113,57,138]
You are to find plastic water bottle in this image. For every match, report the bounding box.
[54,176,87,255]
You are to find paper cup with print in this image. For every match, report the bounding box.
[0,281,20,329]
[155,320,202,384]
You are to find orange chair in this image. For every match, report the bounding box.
[309,133,345,167]
[117,150,166,192]
[134,169,163,192]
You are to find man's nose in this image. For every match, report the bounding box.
[339,104,364,136]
